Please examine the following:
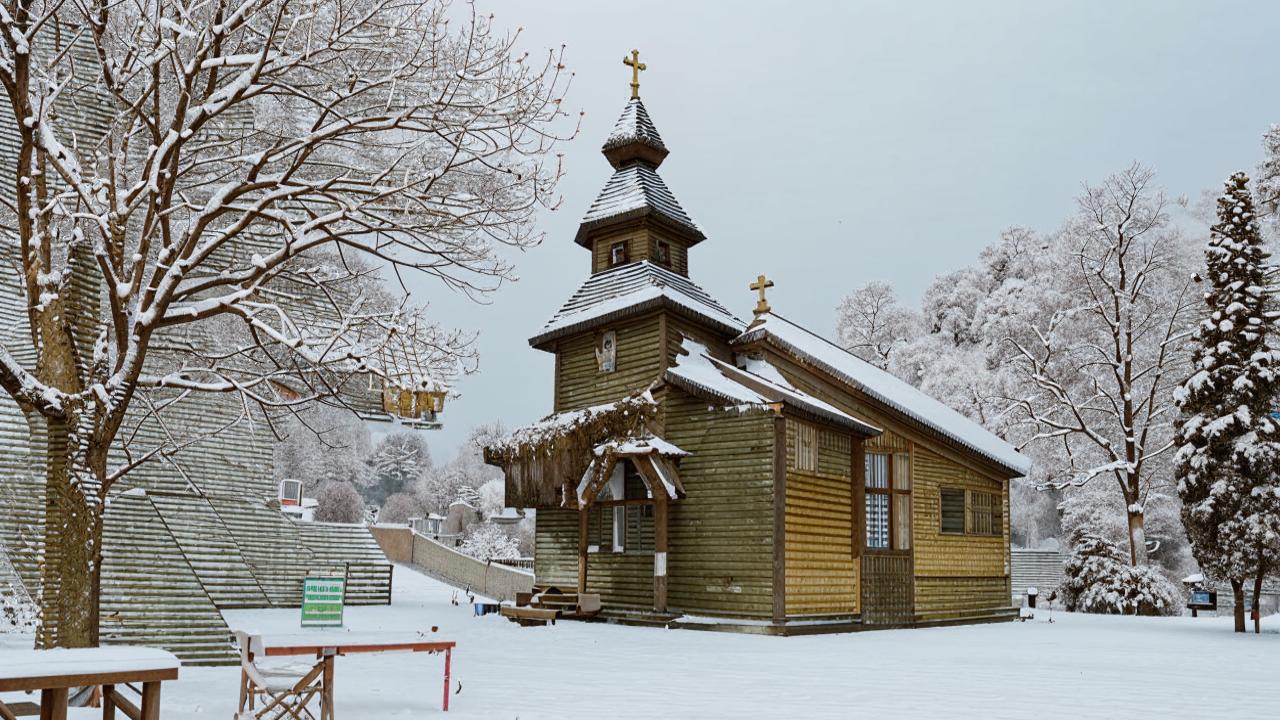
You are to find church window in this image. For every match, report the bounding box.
[610,241,628,266]
[940,488,966,533]
[793,422,817,472]
[596,331,617,372]
[656,241,671,266]
[866,452,911,550]
[969,490,999,536]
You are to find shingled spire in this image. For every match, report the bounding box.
[575,51,705,275]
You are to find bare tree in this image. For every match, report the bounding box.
[834,280,920,370]
[1007,164,1196,566]
[0,0,572,647]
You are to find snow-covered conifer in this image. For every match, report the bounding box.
[1174,171,1280,632]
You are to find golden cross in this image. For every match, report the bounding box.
[623,49,646,99]
[749,274,774,315]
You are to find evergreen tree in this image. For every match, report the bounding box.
[1173,171,1280,633]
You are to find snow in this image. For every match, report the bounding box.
[593,435,689,457]
[666,339,881,435]
[4,566,1273,718]
[602,98,666,152]
[533,262,742,345]
[0,646,178,681]
[738,313,1031,475]
[579,163,700,233]
[491,392,656,454]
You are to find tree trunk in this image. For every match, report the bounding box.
[1231,578,1246,633]
[1124,508,1148,566]
[38,418,100,649]
[1253,572,1264,635]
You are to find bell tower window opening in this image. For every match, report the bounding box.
[610,241,629,266]
[656,240,671,266]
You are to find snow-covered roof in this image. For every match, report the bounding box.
[593,434,690,457]
[530,261,743,347]
[735,314,1031,476]
[665,339,881,436]
[602,98,666,152]
[577,163,703,239]
[489,392,657,454]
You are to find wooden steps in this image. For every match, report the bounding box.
[100,493,237,666]
[501,586,603,627]
[295,522,393,606]
[148,493,270,609]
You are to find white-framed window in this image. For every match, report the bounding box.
[596,330,617,373]
[608,464,626,552]
[279,479,304,506]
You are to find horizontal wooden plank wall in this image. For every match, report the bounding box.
[751,347,1016,623]
[662,389,776,618]
[784,420,857,617]
[912,446,1011,620]
[555,313,663,411]
[591,225,690,276]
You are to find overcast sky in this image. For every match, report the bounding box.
[405,0,1280,461]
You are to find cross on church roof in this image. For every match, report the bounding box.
[623,49,646,99]
[750,274,774,316]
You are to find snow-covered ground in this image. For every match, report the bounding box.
[4,565,1278,718]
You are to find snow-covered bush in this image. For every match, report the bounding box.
[379,492,425,525]
[458,524,521,562]
[313,482,367,524]
[1060,528,1181,616]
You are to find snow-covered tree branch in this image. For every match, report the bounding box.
[0,0,573,648]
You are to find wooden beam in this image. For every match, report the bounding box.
[772,414,787,623]
[654,490,669,613]
[577,508,589,595]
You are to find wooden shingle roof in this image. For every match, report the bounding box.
[530,261,742,348]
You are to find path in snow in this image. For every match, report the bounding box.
[4,564,1277,718]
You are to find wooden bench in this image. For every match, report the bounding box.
[0,646,179,720]
[499,605,560,626]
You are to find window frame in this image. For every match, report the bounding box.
[597,330,617,373]
[865,451,911,551]
[609,241,628,266]
[939,487,967,535]
[938,487,1002,536]
[795,422,817,472]
[655,240,671,266]
[969,490,1000,536]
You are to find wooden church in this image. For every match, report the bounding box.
[485,52,1031,631]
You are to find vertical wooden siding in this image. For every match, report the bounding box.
[783,420,858,616]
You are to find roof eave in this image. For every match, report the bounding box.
[734,328,1029,478]
[573,206,706,248]
[529,295,743,351]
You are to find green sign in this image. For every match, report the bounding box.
[301,576,346,627]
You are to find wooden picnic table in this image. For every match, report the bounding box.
[0,646,179,720]
[246,631,456,716]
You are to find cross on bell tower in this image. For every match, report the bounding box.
[623,49,646,98]
[750,275,774,316]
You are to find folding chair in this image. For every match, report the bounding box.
[235,631,324,720]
